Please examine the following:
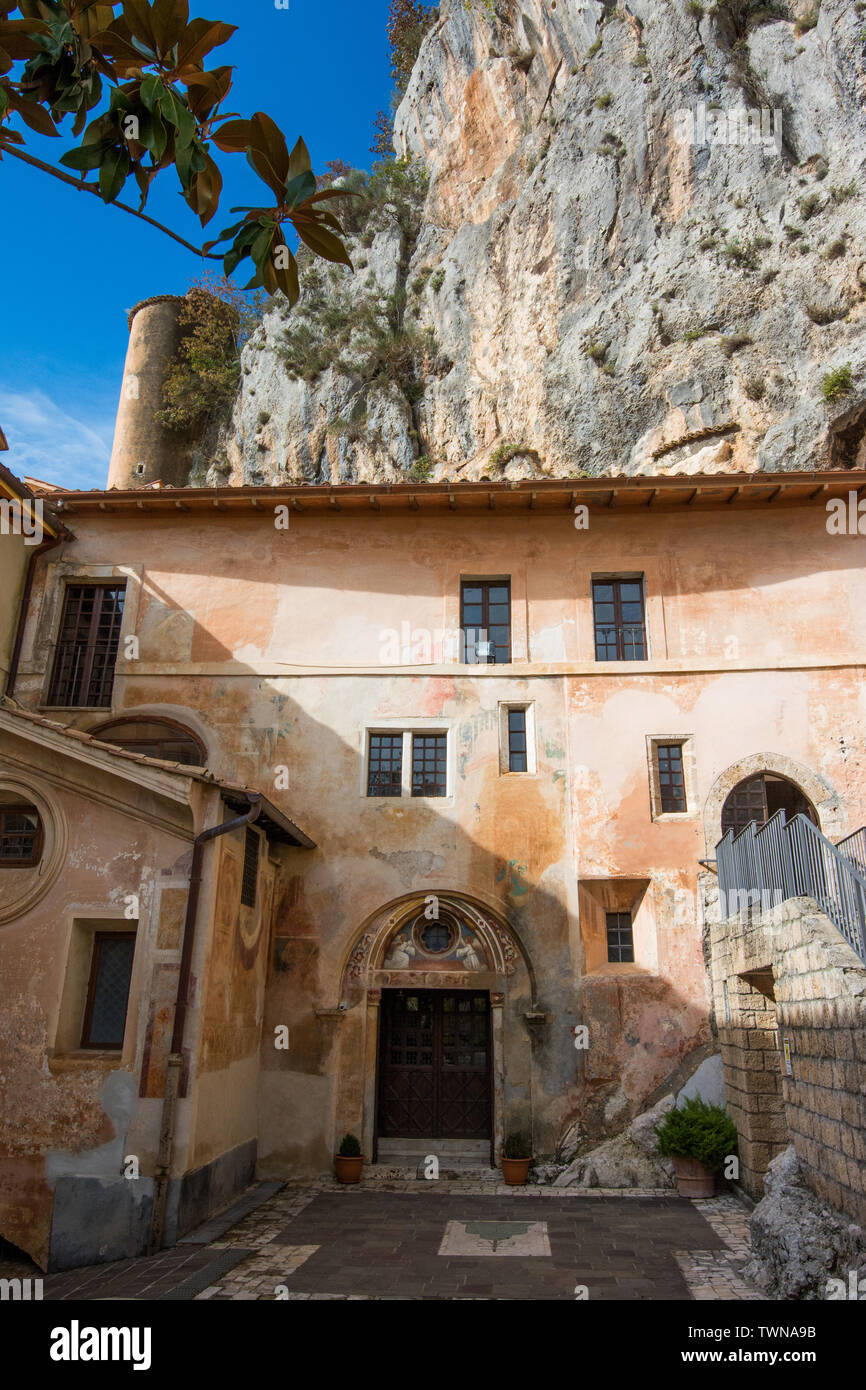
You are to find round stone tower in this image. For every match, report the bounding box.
[107,295,190,490]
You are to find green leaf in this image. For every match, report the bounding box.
[138,108,167,161]
[59,140,110,171]
[293,219,353,267]
[98,145,130,201]
[286,135,311,179]
[140,74,162,112]
[282,169,316,211]
[167,89,194,148]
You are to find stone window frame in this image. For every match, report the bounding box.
[646,734,699,822]
[359,717,455,803]
[53,912,139,1061]
[30,560,142,714]
[498,701,537,776]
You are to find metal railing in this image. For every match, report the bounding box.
[716,811,866,965]
[835,825,866,878]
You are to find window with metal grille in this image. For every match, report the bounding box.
[241,827,260,908]
[367,733,403,797]
[461,580,511,663]
[81,932,135,1048]
[47,583,126,707]
[0,803,43,865]
[606,912,634,963]
[592,578,647,661]
[412,733,447,797]
[506,708,528,772]
[657,743,687,812]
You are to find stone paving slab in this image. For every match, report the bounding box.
[34,1180,763,1302]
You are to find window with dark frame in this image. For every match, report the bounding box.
[0,803,43,865]
[93,718,205,766]
[507,708,528,772]
[657,743,687,813]
[606,912,634,964]
[367,733,404,797]
[461,581,511,663]
[412,733,447,797]
[47,582,126,708]
[81,932,136,1049]
[592,578,647,661]
[241,827,260,908]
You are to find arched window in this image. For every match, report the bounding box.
[92,717,206,767]
[721,773,818,838]
[0,796,43,866]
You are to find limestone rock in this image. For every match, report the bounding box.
[217,0,866,488]
[744,1146,866,1299]
[552,1093,676,1188]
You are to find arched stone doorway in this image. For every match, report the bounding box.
[703,753,842,853]
[335,893,534,1165]
[720,773,818,838]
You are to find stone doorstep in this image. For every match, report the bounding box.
[365,1163,500,1182]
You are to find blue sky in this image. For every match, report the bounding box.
[0,0,399,489]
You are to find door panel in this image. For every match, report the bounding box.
[378,990,491,1139]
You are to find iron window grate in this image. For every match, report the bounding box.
[47,583,126,707]
[367,733,404,796]
[606,911,634,963]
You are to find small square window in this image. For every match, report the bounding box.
[81,932,135,1049]
[412,733,447,797]
[606,912,634,964]
[0,803,43,865]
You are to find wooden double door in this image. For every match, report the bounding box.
[377,990,492,1139]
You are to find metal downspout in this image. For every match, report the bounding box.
[147,793,263,1255]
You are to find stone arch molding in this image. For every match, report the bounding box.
[703,752,843,853]
[0,771,68,925]
[340,892,529,1006]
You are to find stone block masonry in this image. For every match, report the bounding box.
[710,896,866,1227]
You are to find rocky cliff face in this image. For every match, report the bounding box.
[210,0,866,488]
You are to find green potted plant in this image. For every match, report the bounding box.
[655,1097,738,1198]
[500,1130,533,1185]
[334,1132,364,1184]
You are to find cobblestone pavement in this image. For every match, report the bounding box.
[37,1179,764,1303]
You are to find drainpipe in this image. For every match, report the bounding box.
[5,533,63,697]
[147,792,263,1256]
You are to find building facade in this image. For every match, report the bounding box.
[2,469,866,1268]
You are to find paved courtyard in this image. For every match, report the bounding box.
[31,1178,762,1302]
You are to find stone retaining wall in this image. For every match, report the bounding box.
[710,896,866,1226]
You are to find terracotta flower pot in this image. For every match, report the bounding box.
[500,1156,532,1186]
[671,1154,716,1198]
[334,1154,364,1184]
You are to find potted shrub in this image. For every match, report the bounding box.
[334,1132,364,1184]
[500,1130,533,1185]
[655,1097,738,1198]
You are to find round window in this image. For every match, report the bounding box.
[414,913,458,956]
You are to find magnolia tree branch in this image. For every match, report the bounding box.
[4,144,224,260]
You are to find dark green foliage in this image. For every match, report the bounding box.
[821,363,853,401]
[502,1130,532,1159]
[338,1133,361,1157]
[157,278,266,433]
[655,1098,738,1173]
